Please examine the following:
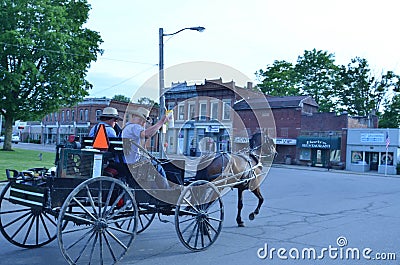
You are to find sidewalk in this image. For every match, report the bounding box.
[271,163,400,178]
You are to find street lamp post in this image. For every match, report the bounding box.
[158,26,205,158]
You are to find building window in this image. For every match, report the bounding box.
[188,103,195,120]
[199,102,207,121]
[167,102,175,111]
[381,152,393,165]
[80,110,84,121]
[85,109,89,121]
[61,111,65,122]
[222,99,231,120]
[178,104,184,120]
[211,102,218,120]
[96,109,102,121]
[66,110,70,121]
[280,128,288,138]
[299,149,311,160]
[351,151,363,163]
[54,112,58,122]
[71,110,75,121]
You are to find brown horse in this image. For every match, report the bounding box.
[195,132,276,227]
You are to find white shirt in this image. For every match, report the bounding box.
[121,123,144,164]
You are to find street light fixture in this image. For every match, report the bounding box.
[158,26,205,158]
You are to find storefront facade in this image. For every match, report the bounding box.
[297,136,341,167]
[346,129,399,175]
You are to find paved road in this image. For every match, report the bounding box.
[0,166,399,265]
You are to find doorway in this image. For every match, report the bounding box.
[366,152,379,171]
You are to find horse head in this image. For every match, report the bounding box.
[249,132,277,160]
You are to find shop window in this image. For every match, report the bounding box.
[299,149,311,160]
[381,152,393,165]
[351,151,363,163]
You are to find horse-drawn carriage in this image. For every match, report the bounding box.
[0,126,272,265]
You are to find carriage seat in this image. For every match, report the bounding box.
[81,136,185,185]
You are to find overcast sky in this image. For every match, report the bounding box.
[85,0,400,101]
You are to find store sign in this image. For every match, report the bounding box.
[275,138,297,145]
[360,133,384,143]
[206,125,220,133]
[234,137,249,143]
[301,140,330,149]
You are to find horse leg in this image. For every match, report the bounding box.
[249,187,264,221]
[236,188,245,227]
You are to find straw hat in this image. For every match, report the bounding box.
[128,107,150,121]
[99,107,122,120]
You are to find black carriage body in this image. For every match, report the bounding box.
[1,139,225,256]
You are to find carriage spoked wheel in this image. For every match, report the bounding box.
[175,180,224,251]
[136,204,155,234]
[57,177,138,265]
[0,182,60,248]
[115,203,155,234]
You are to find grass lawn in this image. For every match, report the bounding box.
[0,148,55,181]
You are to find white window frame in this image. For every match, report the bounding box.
[211,101,218,120]
[222,99,231,120]
[188,102,195,120]
[199,102,207,121]
[177,104,185,121]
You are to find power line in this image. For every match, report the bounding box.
[90,64,158,96]
[0,41,156,66]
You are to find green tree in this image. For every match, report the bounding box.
[379,95,400,128]
[255,60,299,96]
[0,0,103,150]
[137,97,157,106]
[336,58,400,116]
[294,49,339,112]
[112,94,130,103]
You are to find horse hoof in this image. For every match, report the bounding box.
[249,212,255,220]
[238,222,245,227]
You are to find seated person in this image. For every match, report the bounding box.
[122,107,169,189]
[88,107,124,177]
[89,107,122,137]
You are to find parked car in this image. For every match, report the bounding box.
[0,135,20,144]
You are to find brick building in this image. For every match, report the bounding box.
[21,98,159,146]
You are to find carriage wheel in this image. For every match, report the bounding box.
[0,182,59,248]
[137,204,155,234]
[175,180,224,251]
[57,177,138,265]
[116,204,154,234]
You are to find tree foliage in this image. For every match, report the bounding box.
[137,97,157,106]
[0,0,103,150]
[112,94,130,103]
[256,49,400,121]
[379,94,400,128]
[255,60,298,96]
[294,49,339,112]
